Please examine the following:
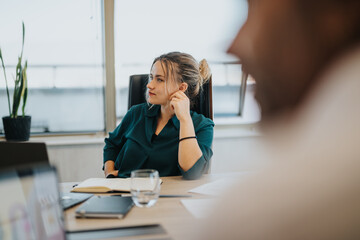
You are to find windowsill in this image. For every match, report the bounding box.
[214,117,261,139]
[214,116,259,126]
[0,132,106,146]
[31,132,107,146]
[0,118,261,145]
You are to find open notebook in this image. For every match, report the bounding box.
[72,177,162,193]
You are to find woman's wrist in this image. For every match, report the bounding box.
[104,160,115,175]
[179,136,197,142]
[178,114,192,123]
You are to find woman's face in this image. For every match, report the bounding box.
[147,61,179,105]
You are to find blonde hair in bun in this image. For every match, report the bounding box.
[151,52,212,107]
[198,59,211,86]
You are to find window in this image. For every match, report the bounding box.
[0,0,104,133]
[114,0,259,121]
[0,0,260,136]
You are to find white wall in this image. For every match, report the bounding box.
[47,143,104,182]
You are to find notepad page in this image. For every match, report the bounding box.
[75,178,131,191]
[74,178,162,192]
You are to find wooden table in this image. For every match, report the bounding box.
[63,174,224,240]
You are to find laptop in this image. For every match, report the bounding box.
[0,165,167,240]
[0,165,66,239]
[0,141,93,210]
[0,142,49,169]
[61,192,93,210]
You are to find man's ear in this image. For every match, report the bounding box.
[179,82,188,92]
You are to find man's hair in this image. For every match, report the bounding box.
[298,0,360,46]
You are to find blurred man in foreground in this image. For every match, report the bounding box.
[198,0,360,239]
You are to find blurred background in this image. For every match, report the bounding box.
[0,0,264,181]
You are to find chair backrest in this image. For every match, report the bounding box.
[128,74,213,120]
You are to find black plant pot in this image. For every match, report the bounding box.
[2,116,31,141]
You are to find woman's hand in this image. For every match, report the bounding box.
[169,91,191,122]
[106,170,119,178]
[104,161,118,177]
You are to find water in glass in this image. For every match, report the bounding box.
[130,169,160,208]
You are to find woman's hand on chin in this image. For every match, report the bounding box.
[169,91,191,122]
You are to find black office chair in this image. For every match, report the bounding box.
[128,74,213,120]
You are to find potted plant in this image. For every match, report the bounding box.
[0,22,31,141]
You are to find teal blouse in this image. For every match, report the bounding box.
[103,103,214,180]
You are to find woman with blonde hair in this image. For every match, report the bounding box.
[103,52,214,180]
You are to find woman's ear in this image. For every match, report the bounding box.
[179,82,188,92]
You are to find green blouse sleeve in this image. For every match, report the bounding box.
[103,108,134,165]
[179,118,214,180]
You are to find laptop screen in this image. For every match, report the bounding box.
[0,142,49,170]
[0,165,66,240]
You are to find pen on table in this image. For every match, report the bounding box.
[119,194,192,198]
[159,194,192,198]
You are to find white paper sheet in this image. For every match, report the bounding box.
[181,199,217,219]
[188,179,234,196]
[188,172,253,196]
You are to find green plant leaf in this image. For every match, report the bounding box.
[20,21,25,61]
[5,22,27,119]
[22,60,28,117]
[15,57,21,84]
[12,58,23,118]
[0,47,11,115]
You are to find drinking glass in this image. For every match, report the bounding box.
[130,169,160,208]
